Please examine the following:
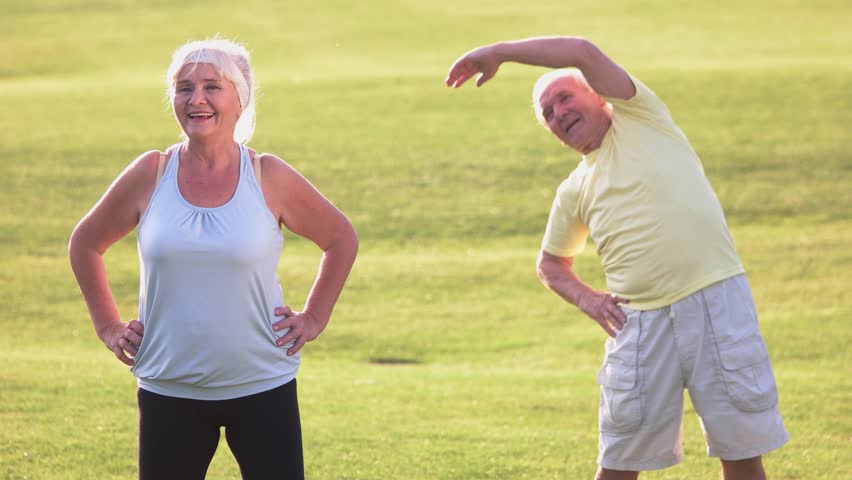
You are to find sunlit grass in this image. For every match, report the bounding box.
[1,0,851,478]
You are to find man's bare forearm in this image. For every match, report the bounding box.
[536,251,595,307]
[490,36,635,100]
[536,250,628,337]
[493,36,595,70]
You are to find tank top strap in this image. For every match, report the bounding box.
[154,144,178,189]
[156,153,166,184]
[236,144,248,183]
[139,144,182,229]
[154,144,181,186]
[164,144,181,179]
[239,144,258,187]
[252,152,263,186]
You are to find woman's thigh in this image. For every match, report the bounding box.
[224,379,304,480]
[137,388,221,480]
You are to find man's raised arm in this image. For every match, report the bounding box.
[446,36,635,100]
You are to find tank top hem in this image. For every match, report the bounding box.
[137,371,297,401]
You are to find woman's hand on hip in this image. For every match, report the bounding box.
[98,320,144,366]
[272,306,325,356]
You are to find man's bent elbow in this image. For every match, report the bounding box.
[535,251,554,287]
[346,225,359,259]
[334,218,359,261]
[67,222,87,264]
[536,251,574,285]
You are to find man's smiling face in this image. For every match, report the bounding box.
[538,75,610,154]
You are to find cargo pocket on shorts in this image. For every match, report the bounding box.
[716,334,778,412]
[704,276,779,413]
[597,309,642,434]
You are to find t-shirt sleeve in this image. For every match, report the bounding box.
[541,169,589,258]
[604,74,674,124]
[605,74,690,145]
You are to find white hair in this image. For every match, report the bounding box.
[166,38,257,144]
[531,68,586,126]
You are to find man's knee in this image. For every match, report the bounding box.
[720,455,765,480]
[596,467,639,480]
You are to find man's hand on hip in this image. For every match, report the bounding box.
[577,290,629,338]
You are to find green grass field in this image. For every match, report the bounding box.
[2,0,851,478]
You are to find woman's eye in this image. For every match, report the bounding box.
[205,85,220,91]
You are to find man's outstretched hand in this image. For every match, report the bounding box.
[445,44,502,88]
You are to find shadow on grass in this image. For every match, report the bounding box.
[367,357,424,365]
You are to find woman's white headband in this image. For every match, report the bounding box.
[183,48,250,109]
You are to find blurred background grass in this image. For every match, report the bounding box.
[1,0,850,478]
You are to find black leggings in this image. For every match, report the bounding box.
[137,379,303,480]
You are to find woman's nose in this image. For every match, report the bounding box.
[189,88,207,105]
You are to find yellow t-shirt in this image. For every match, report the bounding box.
[541,75,744,310]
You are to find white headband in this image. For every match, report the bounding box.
[233,75,250,110]
[183,49,250,109]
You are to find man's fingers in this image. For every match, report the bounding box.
[602,323,616,338]
[274,306,294,317]
[610,304,627,326]
[605,294,628,327]
[451,74,473,88]
[445,60,466,86]
[609,312,624,330]
[596,316,616,338]
[445,67,462,86]
[446,59,482,88]
[475,71,493,87]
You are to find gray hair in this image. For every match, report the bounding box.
[531,68,586,126]
[166,38,257,144]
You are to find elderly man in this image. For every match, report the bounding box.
[446,36,788,480]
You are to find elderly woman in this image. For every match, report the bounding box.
[69,39,358,479]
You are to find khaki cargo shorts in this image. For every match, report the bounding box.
[597,274,789,471]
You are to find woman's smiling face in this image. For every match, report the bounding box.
[173,63,242,142]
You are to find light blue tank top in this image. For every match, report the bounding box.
[132,144,299,400]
